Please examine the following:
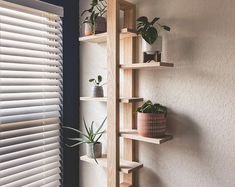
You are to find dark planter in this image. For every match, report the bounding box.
[95,16,106,34]
[92,86,104,97]
[137,112,167,138]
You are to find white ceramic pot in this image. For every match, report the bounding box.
[142,36,162,55]
[84,23,93,36]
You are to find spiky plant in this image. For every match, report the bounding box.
[63,117,107,163]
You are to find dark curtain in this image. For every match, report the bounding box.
[41,1,80,187]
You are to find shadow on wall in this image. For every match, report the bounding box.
[136,110,204,187]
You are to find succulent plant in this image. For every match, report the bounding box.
[63,117,107,163]
[137,100,167,116]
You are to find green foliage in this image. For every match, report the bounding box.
[137,100,167,115]
[89,75,104,86]
[81,0,107,30]
[137,16,171,45]
[63,117,107,163]
[63,117,107,148]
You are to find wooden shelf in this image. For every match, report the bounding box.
[80,155,143,174]
[120,182,132,187]
[79,28,137,43]
[120,129,173,144]
[80,97,143,103]
[120,61,174,70]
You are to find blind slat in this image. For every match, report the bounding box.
[0,164,61,186]
[1,155,61,178]
[0,2,62,186]
[0,92,60,101]
[0,149,61,170]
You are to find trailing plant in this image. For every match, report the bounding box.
[81,0,107,32]
[89,75,105,86]
[63,117,107,163]
[137,16,171,45]
[137,100,167,115]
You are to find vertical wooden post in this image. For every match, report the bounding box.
[122,4,136,187]
[107,0,120,186]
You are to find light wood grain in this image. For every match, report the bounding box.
[120,129,173,144]
[80,97,143,103]
[107,0,120,186]
[120,182,132,187]
[121,2,137,186]
[120,61,174,70]
[80,155,143,174]
[79,28,137,43]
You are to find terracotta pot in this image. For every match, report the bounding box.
[92,86,104,97]
[95,16,107,34]
[137,112,167,138]
[86,142,102,158]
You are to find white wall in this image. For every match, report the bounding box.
[79,0,235,186]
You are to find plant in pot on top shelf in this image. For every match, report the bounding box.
[89,75,105,97]
[63,117,107,163]
[137,100,167,138]
[137,16,171,62]
[81,0,107,36]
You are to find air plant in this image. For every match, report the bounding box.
[63,117,107,163]
[137,16,171,45]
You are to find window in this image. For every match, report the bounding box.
[0,1,63,186]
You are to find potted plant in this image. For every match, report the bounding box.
[89,75,105,97]
[137,100,167,138]
[137,16,171,61]
[81,0,107,36]
[63,117,107,162]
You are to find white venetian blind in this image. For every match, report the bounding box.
[0,1,63,187]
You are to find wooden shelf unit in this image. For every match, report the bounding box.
[80,97,143,103]
[79,0,173,186]
[80,155,143,174]
[79,28,136,43]
[120,61,174,70]
[120,130,173,144]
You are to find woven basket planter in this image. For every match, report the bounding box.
[137,112,167,138]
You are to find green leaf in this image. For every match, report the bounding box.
[83,117,91,139]
[150,17,160,25]
[89,79,95,82]
[95,117,107,135]
[67,137,84,142]
[162,25,171,31]
[136,16,148,23]
[65,141,84,148]
[98,75,102,83]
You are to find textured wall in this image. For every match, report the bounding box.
[79,0,235,186]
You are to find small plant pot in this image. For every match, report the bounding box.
[137,112,167,138]
[92,86,104,97]
[95,16,107,34]
[142,36,162,55]
[84,23,93,36]
[86,142,102,158]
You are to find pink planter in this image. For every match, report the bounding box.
[137,112,167,138]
